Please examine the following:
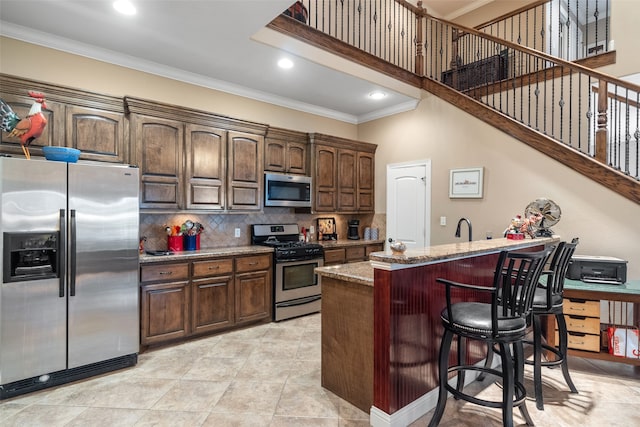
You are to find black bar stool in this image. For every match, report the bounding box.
[528,238,580,410]
[429,247,554,427]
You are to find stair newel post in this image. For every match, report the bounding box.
[415,1,426,76]
[596,78,609,164]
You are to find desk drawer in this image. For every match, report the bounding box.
[555,330,601,352]
[564,298,600,317]
[565,315,601,335]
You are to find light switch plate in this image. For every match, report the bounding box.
[440,216,446,226]
[234,228,241,238]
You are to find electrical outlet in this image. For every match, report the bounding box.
[309,225,315,234]
[234,228,241,238]
[440,216,447,226]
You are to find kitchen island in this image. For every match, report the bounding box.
[316,236,558,427]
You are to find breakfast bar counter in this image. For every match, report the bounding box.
[316,236,558,426]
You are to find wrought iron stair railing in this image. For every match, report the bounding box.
[270,1,640,204]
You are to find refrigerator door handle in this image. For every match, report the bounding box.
[59,209,66,297]
[70,209,77,297]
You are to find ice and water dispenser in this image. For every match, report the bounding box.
[2,232,59,283]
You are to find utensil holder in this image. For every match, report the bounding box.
[184,235,198,251]
[167,236,183,252]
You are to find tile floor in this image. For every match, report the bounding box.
[0,313,639,426]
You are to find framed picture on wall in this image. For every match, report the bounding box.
[449,167,484,198]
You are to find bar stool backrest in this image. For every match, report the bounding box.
[543,238,579,309]
[493,247,555,334]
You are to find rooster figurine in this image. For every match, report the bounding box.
[0,91,48,159]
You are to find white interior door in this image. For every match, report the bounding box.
[386,160,431,249]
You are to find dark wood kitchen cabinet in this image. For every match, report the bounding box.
[264,127,308,175]
[140,262,190,346]
[140,252,272,348]
[323,242,384,265]
[310,133,377,213]
[227,131,264,210]
[125,97,267,211]
[338,149,357,211]
[130,114,184,209]
[191,258,234,334]
[357,151,375,211]
[0,74,126,163]
[312,143,338,212]
[65,106,126,163]
[234,254,272,324]
[184,123,227,210]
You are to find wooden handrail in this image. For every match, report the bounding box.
[474,0,549,30]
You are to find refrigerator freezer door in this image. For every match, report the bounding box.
[67,162,140,369]
[0,157,67,384]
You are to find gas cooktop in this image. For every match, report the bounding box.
[251,224,323,261]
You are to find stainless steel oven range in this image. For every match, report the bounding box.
[251,224,324,321]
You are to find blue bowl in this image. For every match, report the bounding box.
[42,146,81,163]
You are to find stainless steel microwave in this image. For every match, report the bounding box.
[264,173,312,208]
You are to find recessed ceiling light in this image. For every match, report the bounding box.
[369,91,387,100]
[278,58,294,69]
[113,0,136,15]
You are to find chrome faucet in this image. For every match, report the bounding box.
[455,218,473,242]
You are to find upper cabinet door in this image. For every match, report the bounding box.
[338,148,357,212]
[314,144,338,212]
[357,151,375,212]
[185,124,226,210]
[66,106,125,163]
[264,127,309,175]
[286,141,307,175]
[264,138,286,173]
[133,115,184,209]
[227,131,263,210]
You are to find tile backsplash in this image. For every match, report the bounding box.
[141,209,386,251]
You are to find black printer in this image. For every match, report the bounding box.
[566,255,627,284]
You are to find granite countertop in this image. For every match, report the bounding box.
[318,239,385,248]
[139,245,274,264]
[369,236,560,266]
[316,261,374,286]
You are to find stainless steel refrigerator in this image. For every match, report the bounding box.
[0,156,139,399]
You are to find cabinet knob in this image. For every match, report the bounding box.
[159,271,173,275]
[209,266,219,270]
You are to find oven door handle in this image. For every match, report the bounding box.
[277,295,321,307]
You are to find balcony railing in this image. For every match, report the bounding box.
[475,0,611,62]
[276,1,639,183]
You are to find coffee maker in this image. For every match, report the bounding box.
[347,219,360,240]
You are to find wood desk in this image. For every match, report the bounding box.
[546,279,640,366]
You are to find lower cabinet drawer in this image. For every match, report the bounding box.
[141,263,189,282]
[556,330,601,352]
[193,258,233,278]
[345,246,365,261]
[324,248,346,264]
[564,298,600,317]
[565,315,601,335]
[235,254,271,273]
